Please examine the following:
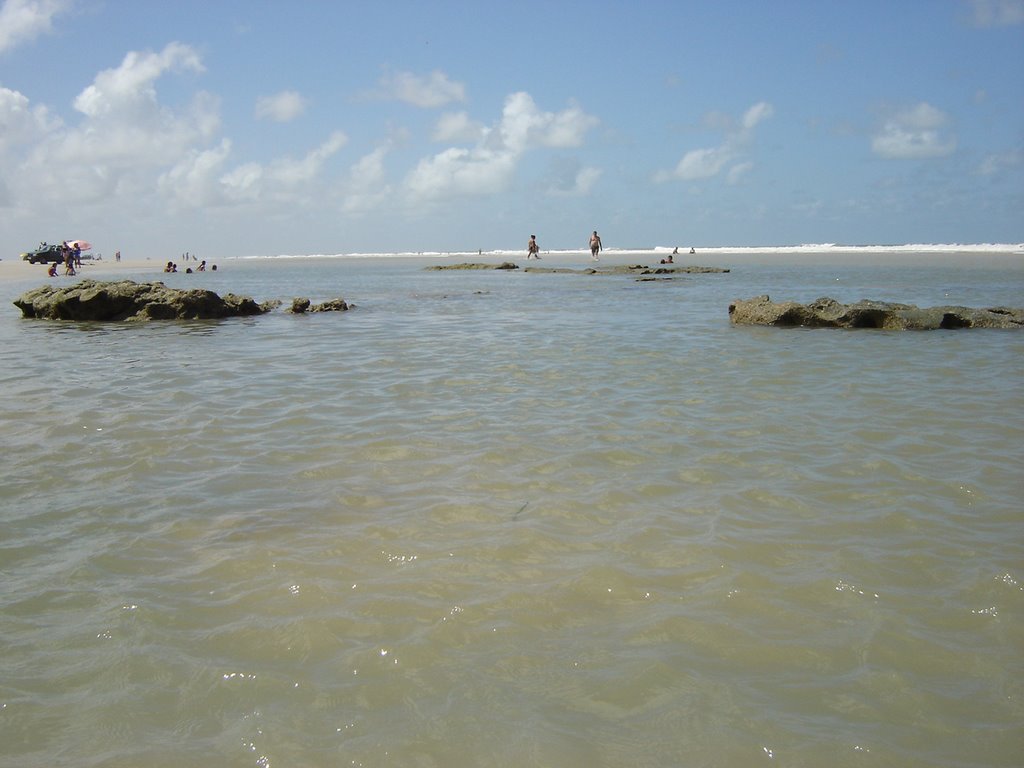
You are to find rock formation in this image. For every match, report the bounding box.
[289,297,351,313]
[14,280,274,321]
[426,262,520,270]
[427,263,729,276]
[728,296,1024,329]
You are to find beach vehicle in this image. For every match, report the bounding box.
[21,243,65,264]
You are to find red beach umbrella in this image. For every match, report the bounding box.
[67,240,92,250]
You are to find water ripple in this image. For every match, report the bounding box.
[1,257,1022,766]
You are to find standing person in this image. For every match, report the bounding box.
[115,250,120,262]
[589,230,603,261]
[527,234,540,259]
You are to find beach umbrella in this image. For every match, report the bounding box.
[67,240,92,250]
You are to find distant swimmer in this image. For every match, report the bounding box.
[590,230,603,261]
[527,234,541,259]
[690,247,695,254]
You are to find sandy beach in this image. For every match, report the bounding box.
[0,256,228,286]
[3,247,1021,289]
[0,256,167,284]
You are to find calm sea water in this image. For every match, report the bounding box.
[1,252,1022,768]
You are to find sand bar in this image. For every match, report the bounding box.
[0,256,169,285]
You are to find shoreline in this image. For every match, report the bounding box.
[3,247,1022,287]
[0,257,166,285]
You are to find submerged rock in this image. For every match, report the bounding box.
[13,279,272,321]
[728,295,1024,329]
[426,262,519,270]
[427,263,729,276]
[311,298,351,312]
[288,297,351,313]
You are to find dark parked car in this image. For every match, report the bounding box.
[21,244,65,264]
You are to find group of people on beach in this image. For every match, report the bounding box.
[526,230,604,261]
[42,246,220,277]
[165,260,211,273]
[45,241,82,276]
[63,241,82,268]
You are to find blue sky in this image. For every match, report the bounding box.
[1,0,1022,258]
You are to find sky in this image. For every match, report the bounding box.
[1,0,1022,259]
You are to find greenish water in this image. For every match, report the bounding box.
[1,252,1022,767]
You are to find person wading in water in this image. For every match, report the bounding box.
[527,234,540,259]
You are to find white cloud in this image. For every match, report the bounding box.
[160,130,349,207]
[0,85,59,150]
[405,91,599,202]
[871,102,956,159]
[978,149,1022,175]
[741,101,774,131]
[73,43,204,120]
[0,0,70,54]
[158,138,233,206]
[255,90,307,122]
[433,111,485,142]
[343,146,392,214]
[657,101,773,183]
[496,92,599,153]
[670,146,734,180]
[2,39,347,220]
[570,166,602,195]
[219,161,263,202]
[405,145,517,200]
[727,161,754,184]
[268,130,347,186]
[379,69,466,108]
[546,163,602,197]
[3,44,218,209]
[967,0,1024,26]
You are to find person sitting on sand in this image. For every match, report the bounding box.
[48,262,59,277]
[689,247,695,254]
[527,235,540,259]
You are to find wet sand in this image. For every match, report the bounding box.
[0,257,165,284]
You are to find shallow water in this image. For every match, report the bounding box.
[1,253,1022,767]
